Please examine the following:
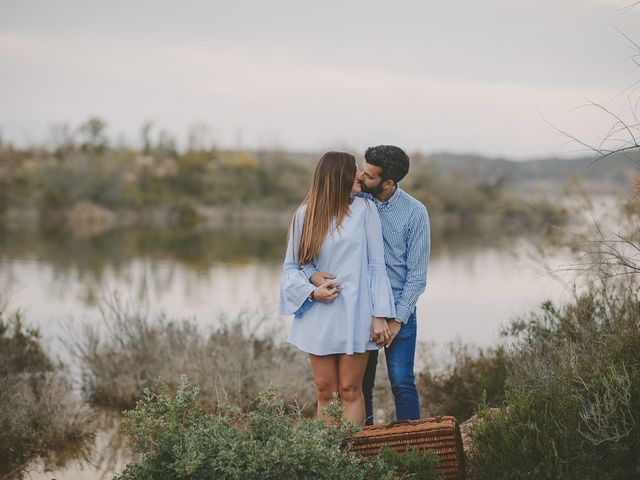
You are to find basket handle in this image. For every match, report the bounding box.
[388,420,412,426]
[388,416,444,427]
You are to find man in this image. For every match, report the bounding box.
[307,145,430,424]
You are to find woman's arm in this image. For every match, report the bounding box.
[364,201,396,319]
[278,207,316,315]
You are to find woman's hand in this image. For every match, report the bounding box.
[370,316,391,348]
[312,282,340,303]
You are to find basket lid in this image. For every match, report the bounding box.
[352,416,459,440]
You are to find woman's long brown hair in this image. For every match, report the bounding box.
[297,151,357,264]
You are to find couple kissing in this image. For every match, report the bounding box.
[279,145,430,426]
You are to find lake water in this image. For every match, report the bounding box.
[1,224,574,367]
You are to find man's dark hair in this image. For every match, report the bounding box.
[364,145,409,184]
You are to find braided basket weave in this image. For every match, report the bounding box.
[349,416,465,479]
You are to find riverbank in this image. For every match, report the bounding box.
[2,198,567,241]
[3,203,294,235]
[0,144,570,238]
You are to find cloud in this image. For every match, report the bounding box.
[0,1,637,157]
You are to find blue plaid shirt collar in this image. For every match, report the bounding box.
[353,185,402,207]
[372,185,401,208]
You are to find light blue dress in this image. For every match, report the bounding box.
[279,196,396,355]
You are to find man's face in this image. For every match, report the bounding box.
[357,162,385,195]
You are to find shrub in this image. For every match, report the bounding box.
[0,310,93,471]
[469,283,640,479]
[0,136,569,236]
[417,342,508,422]
[69,296,316,412]
[379,448,441,480]
[0,310,53,376]
[115,377,440,480]
[169,197,200,226]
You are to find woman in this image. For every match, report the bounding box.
[278,151,396,425]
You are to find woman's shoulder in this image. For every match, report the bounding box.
[291,202,307,227]
[346,196,377,227]
[294,202,308,216]
[351,193,375,209]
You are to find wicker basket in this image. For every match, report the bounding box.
[349,416,465,479]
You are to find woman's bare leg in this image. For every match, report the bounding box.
[338,352,370,425]
[309,354,340,422]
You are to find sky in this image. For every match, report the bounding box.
[1,0,639,158]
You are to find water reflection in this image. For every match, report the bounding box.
[0,225,288,272]
[15,412,132,480]
[0,224,517,274]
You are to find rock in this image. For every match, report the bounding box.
[67,201,116,238]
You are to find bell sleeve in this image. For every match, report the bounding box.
[365,200,396,318]
[278,206,316,316]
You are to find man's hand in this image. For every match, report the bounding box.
[384,319,402,348]
[312,282,340,303]
[310,272,337,288]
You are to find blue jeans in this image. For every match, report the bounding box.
[363,310,420,425]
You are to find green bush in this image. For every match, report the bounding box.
[379,448,440,480]
[169,197,200,226]
[417,343,508,422]
[116,377,441,480]
[469,284,640,479]
[0,133,568,235]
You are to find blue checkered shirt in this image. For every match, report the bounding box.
[304,186,430,324]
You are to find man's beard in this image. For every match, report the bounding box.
[359,179,384,195]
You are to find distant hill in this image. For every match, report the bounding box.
[421,151,638,193]
[276,149,638,194]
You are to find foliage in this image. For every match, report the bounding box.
[469,282,640,479]
[78,117,108,154]
[69,296,315,412]
[403,168,567,235]
[0,117,567,234]
[378,448,441,480]
[115,377,408,480]
[417,343,508,422]
[0,310,53,376]
[0,309,93,471]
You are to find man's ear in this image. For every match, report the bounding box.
[383,179,396,189]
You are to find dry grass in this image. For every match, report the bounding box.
[0,309,94,475]
[67,294,316,413]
